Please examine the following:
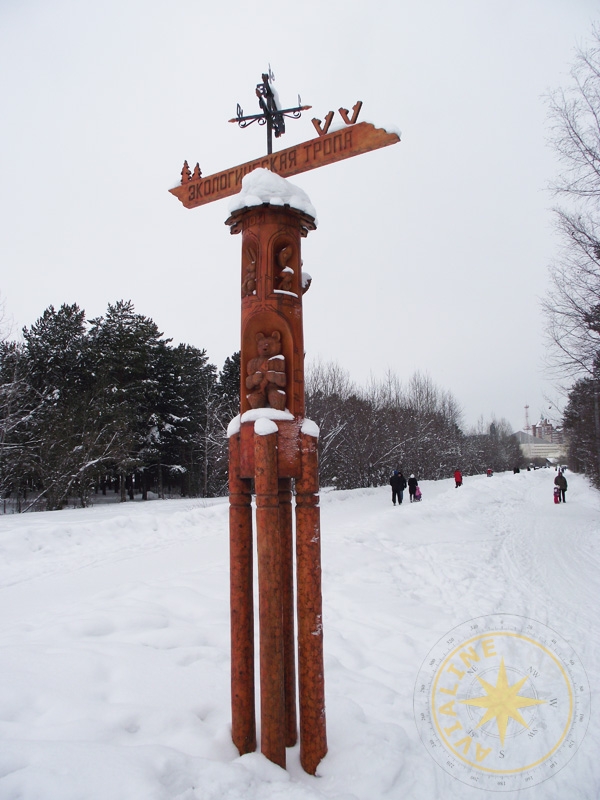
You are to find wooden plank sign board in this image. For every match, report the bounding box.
[169,121,400,209]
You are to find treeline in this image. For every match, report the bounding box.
[0,301,523,512]
[562,366,600,486]
[0,301,239,510]
[305,361,522,489]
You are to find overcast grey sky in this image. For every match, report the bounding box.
[1,0,598,430]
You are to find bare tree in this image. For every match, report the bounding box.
[544,26,600,482]
[543,209,600,377]
[305,361,468,488]
[547,25,600,204]
[305,360,355,485]
[544,26,600,378]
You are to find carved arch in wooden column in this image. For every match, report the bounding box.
[241,312,294,416]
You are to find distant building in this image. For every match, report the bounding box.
[514,427,566,463]
[531,418,563,445]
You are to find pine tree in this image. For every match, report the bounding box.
[170,344,223,497]
[563,360,600,485]
[21,304,112,509]
[0,341,35,508]
[88,300,171,500]
[218,351,241,423]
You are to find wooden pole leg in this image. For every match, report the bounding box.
[228,433,256,755]
[279,477,297,747]
[254,425,286,769]
[295,431,327,775]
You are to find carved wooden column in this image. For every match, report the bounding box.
[227,204,316,422]
[226,196,326,775]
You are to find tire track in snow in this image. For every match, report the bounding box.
[497,472,600,640]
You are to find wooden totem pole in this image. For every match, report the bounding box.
[169,69,400,775]
[225,195,325,773]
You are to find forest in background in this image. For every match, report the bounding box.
[0,300,522,512]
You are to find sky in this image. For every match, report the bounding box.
[1,469,598,798]
[1,0,599,430]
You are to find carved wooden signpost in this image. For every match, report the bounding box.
[170,119,399,210]
[169,69,400,775]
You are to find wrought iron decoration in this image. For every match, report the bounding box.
[229,67,311,154]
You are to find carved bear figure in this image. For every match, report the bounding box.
[246,330,287,411]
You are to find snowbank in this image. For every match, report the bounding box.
[0,470,598,799]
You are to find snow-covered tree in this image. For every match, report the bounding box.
[0,341,35,507]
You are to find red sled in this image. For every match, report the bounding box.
[554,487,560,504]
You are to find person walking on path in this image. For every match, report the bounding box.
[454,468,463,488]
[554,470,568,503]
[407,474,419,502]
[390,470,407,505]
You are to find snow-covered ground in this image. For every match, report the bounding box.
[0,469,598,799]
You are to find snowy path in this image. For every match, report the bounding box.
[0,470,598,799]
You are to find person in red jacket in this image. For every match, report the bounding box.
[454,469,463,488]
